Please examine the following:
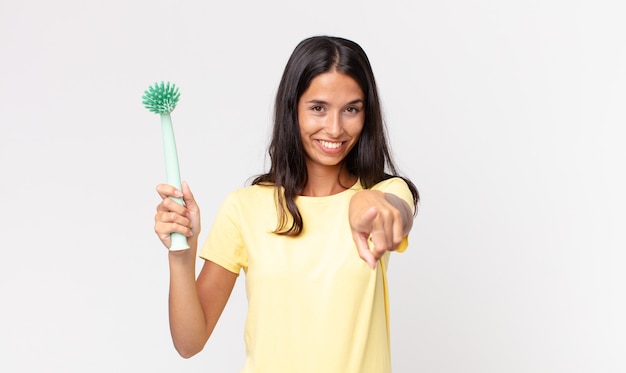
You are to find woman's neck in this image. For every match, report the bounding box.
[300,165,357,197]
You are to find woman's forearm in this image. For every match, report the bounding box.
[383,192,414,237]
[167,244,208,358]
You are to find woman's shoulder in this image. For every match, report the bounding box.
[224,183,276,206]
[370,177,415,212]
[370,177,410,191]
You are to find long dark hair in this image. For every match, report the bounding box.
[253,36,419,236]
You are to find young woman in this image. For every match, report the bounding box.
[154,35,419,372]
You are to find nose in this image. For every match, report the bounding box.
[324,111,344,138]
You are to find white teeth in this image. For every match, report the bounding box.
[319,140,341,149]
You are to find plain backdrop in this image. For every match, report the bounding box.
[1,0,624,372]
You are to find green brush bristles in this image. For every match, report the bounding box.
[142,81,181,114]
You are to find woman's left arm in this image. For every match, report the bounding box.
[349,190,414,269]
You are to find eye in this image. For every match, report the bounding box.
[346,106,361,113]
[311,105,324,112]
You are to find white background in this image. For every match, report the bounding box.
[1,0,624,372]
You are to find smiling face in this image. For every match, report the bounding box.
[297,70,365,177]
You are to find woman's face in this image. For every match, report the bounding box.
[297,71,365,174]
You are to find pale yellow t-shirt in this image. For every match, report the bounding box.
[199,178,414,373]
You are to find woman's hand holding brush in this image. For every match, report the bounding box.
[154,181,201,253]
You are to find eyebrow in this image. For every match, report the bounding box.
[304,98,364,105]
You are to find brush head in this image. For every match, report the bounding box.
[142,81,181,114]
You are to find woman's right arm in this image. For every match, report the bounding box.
[155,182,238,358]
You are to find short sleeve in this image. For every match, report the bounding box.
[199,191,248,275]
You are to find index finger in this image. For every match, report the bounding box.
[156,183,183,199]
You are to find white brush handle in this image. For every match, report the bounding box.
[160,113,189,251]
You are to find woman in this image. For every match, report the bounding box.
[154,35,419,372]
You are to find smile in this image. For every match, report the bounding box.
[318,140,343,149]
